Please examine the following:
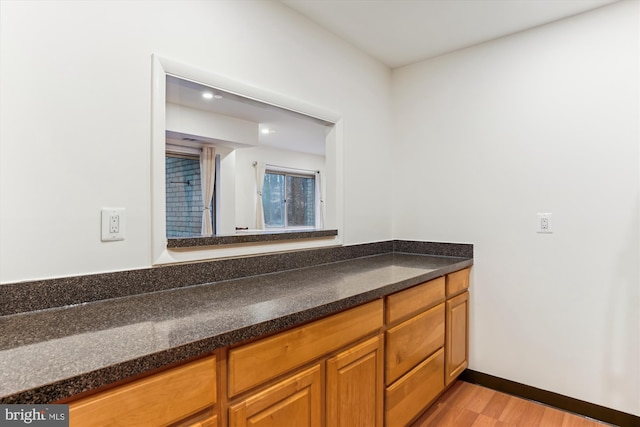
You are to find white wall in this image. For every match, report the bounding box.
[0,0,392,283]
[392,1,639,415]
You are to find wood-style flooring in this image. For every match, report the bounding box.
[410,381,610,427]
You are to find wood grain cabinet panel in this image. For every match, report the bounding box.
[445,291,469,385]
[326,335,383,427]
[170,407,218,427]
[385,277,445,325]
[198,416,218,427]
[69,355,216,427]
[228,300,383,397]
[174,412,218,427]
[385,348,445,427]
[228,365,322,427]
[385,303,445,385]
[445,268,470,297]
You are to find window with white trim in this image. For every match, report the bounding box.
[262,168,317,229]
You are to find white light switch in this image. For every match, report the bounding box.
[102,208,126,241]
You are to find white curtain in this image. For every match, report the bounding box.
[255,161,266,229]
[316,170,324,229]
[200,146,216,236]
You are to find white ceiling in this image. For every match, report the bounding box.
[167,0,619,154]
[280,0,619,68]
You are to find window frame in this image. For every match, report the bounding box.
[151,54,343,265]
[262,166,319,230]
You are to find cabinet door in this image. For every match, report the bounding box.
[445,291,469,385]
[228,365,321,427]
[326,335,383,427]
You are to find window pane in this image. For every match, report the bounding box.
[262,173,285,227]
[286,175,315,227]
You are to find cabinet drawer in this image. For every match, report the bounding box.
[385,302,444,385]
[386,277,445,325]
[69,355,216,427]
[446,268,470,297]
[385,348,444,427]
[228,299,383,397]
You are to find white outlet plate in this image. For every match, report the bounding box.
[537,212,553,234]
[102,208,126,241]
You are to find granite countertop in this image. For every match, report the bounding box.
[0,251,472,404]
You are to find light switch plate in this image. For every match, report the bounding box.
[101,208,126,241]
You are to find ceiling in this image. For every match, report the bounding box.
[166,0,619,154]
[280,0,619,68]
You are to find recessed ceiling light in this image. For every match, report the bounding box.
[261,128,270,134]
[202,92,214,100]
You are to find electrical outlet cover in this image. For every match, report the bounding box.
[536,212,553,234]
[102,208,126,241]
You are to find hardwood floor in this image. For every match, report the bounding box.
[410,381,610,427]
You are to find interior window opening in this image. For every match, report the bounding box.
[165,148,220,238]
[262,167,318,229]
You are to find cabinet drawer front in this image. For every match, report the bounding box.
[446,268,470,297]
[229,364,322,427]
[385,302,444,385]
[228,300,383,397]
[386,277,445,325]
[69,355,216,427]
[385,347,444,427]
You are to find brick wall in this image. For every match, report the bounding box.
[165,156,206,237]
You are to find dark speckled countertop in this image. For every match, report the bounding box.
[0,246,472,404]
